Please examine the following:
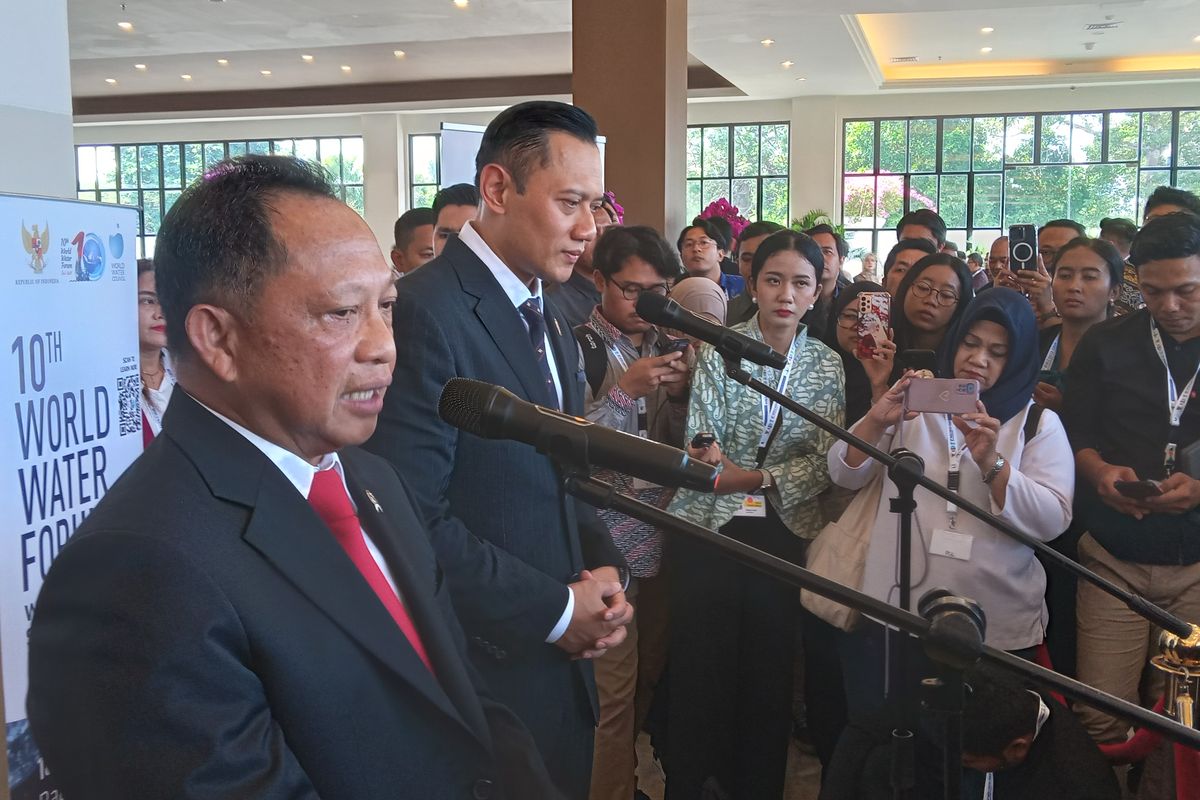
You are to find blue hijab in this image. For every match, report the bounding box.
[937,287,1038,424]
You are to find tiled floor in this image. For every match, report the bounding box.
[634,732,822,800]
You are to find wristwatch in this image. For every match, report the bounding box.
[759,469,776,490]
[982,454,1007,484]
[616,565,631,592]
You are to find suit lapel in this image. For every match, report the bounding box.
[544,296,581,414]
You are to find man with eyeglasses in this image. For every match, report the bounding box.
[574,224,689,800]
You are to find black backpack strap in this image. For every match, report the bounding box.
[573,324,609,398]
[1024,403,1045,441]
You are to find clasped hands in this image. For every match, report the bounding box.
[557,566,634,660]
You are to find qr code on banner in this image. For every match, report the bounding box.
[118,374,141,436]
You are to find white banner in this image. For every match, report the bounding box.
[0,194,142,797]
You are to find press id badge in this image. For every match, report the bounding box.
[930,529,973,561]
[733,493,768,518]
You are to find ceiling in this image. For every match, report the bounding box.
[68,0,1200,109]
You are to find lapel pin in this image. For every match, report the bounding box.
[364,489,383,513]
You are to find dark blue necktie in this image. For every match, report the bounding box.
[518,298,559,409]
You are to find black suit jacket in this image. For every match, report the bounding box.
[364,235,624,744]
[27,391,559,800]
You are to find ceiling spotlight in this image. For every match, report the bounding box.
[260,69,272,76]
[1194,34,1200,42]
[761,38,775,47]
[180,74,193,81]
[117,21,134,31]
[781,60,794,68]
[795,76,807,82]
[341,64,352,72]
[105,78,118,85]
[980,46,993,54]
[393,49,406,58]
[134,63,147,70]
[217,58,229,65]
[981,27,994,34]
[454,0,469,7]
[301,54,314,62]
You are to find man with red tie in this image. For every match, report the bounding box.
[26,155,560,799]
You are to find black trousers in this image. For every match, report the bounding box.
[665,507,808,800]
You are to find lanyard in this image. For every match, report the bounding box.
[982,773,993,800]
[759,353,795,450]
[945,415,966,528]
[1150,325,1200,474]
[610,342,649,438]
[1041,334,1060,372]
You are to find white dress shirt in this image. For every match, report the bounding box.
[455,221,574,643]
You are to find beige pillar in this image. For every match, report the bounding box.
[572,0,688,235]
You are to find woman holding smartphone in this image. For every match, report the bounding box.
[828,288,1075,713]
[666,230,844,800]
[889,253,975,379]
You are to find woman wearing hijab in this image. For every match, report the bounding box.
[822,281,897,426]
[890,253,975,379]
[828,288,1075,713]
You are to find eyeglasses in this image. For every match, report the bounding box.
[909,280,960,307]
[612,280,670,301]
[682,238,716,251]
[836,311,859,330]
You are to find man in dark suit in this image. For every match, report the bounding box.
[365,101,632,798]
[27,155,559,799]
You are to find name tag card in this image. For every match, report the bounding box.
[930,528,974,561]
[733,494,768,518]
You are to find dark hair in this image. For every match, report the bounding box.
[1039,218,1086,238]
[1130,211,1200,266]
[1051,237,1125,287]
[155,155,338,359]
[962,665,1039,758]
[804,223,849,259]
[593,225,684,281]
[702,216,734,250]
[883,238,938,276]
[677,219,730,253]
[474,101,598,193]
[432,183,480,219]
[945,240,961,252]
[749,230,825,284]
[1144,186,1200,220]
[393,207,435,250]
[1099,217,1138,245]
[895,209,948,247]
[136,258,154,276]
[736,220,785,256]
[892,252,975,359]
[967,252,984,268]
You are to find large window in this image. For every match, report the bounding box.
[409,133,442,209]
[687,123,790,226]
[75,137,364,257]
[841,108,1200,259]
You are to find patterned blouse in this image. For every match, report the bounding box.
[668,316,845,539]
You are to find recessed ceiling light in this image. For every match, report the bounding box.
[340,64,352,72]
[301,54,314,62]
[781,60,794,68]
[393,49,406,58]
[454,0,469,7]
[180,74,193,81]
[980,46,993,54]
[217,58,229,65]
[117,21,134,31]
[760,38,775,47]
[981,27,994,34]
[1194,34,1200,43]
[105,78,118,85]
[795,76,807,81]
[260,69,272,76]
[134,63,147,70]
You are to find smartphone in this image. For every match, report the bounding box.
[690,432,716,450]
[905,377,980,415]
[856,292,891,360]
[1114,479,1164,500]
[667,338,691,354]
[1037,369,1065,391]
[898,349,938,377]
[1009,224,1038,273]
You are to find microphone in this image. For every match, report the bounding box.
[438,378,718,493]
[635,292,787,369]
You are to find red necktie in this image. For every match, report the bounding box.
[308,469,433,673]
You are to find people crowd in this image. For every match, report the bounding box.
[26,98,1200,800]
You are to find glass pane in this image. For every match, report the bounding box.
[272,139,295,156]
[845,230,875,273]
[410,135,438,185]
[1107,112,1140,162]
[842,176,876,227]
[972,116,1003,171]
[184,144,205,185]
[910,174,938,210]
[1005,115,1035,164]
[762,124,789,176]
[939,174,968,228]
[319,138,342,179]
[77,190,95,202]
[1177,170,1200,194]
[875,229,898,258]
[702,127,729,177]
[733,126,760,177]
[941,117,972,172]
[97,146,118,190]
[1179,111,1200,168]
[120,146,139,188]
[99,190,117,205]
[203,142,225,168]
[1142,111,1173,167]
[1139,169,1172,220]
[412,184,437,209]
[137,145,160,187]
[701,179,730,208]
[880,120,907,174]
[730,178,758,221]
[161,145,182,188]
[1004,164,1136,228]
[345,185,365,215]
[142,237,155,260]
[686,180,702,222]
[1006,166,1067,226]
[761,177,788,225]
[908,119,937,173]
[877,174,906,231]
[142,191,162,235]
[76,147,96,190]
[1071,113,1103,163]
[973,173,1003,228]
[163,189,182,218]
[248,140,271,155]
[342,137,364,183]
[686,128,702,179]
[119,190,138,207]
[295,139,318,163]
[1073,163,1137,225]
[1040,114,1070,163]
[227,141,247,157]
[843,120,875,174]
[945,231,967,254]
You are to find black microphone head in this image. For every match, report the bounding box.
[438,377,500,437]
[635,291,675,324]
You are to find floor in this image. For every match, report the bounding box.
[634,732,822,800]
